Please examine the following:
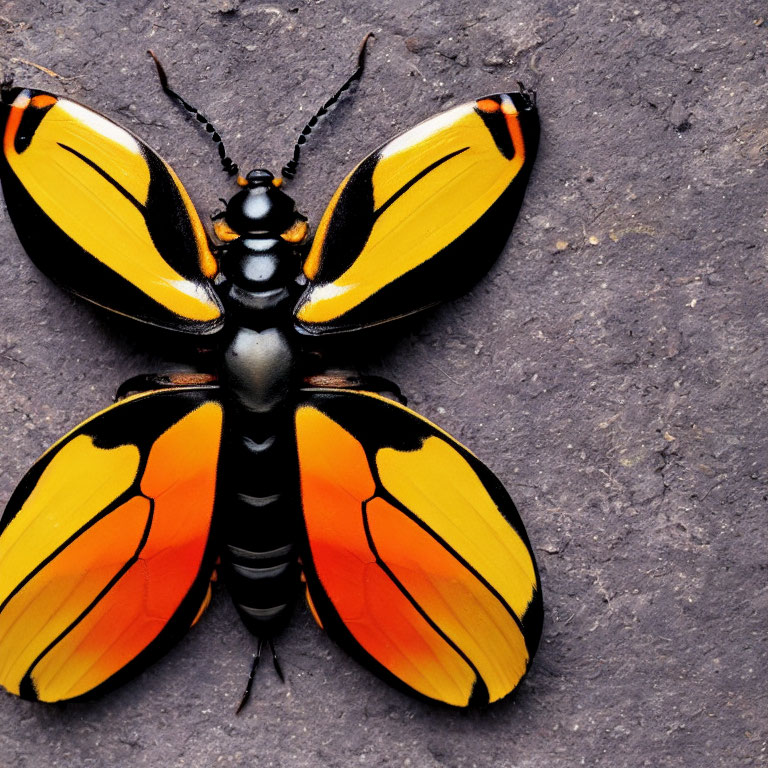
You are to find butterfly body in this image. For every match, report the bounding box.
[215,170,306,635]
[0,78,544,708]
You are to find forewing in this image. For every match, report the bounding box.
[294,92,539,335]
[0,88,224,334]
[295,389,542,707]
[0,387,223,702]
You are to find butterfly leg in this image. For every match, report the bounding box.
[115,372,218,400]
[268,638,285,682]
[235,636,286,714]
[236,637,264,714]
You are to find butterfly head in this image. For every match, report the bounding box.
[222,169,295,234]
[212,169,309,246]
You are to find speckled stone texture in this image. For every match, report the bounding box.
[0,1,765,766]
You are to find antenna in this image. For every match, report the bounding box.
[280,32,373,181]
[148,50,239,177]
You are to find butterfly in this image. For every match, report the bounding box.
[0,40,542,710]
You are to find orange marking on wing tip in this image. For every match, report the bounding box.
[476,98,500,113]
[29,94,57,109]
[504,109,526,161]
[491,96,526,163]
[2,93,31,155]
[500,99,519,117]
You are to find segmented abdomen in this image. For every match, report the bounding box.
[219,408,301,635]
[217,232,303,636]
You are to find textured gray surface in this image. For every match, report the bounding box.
[0,1,765,766]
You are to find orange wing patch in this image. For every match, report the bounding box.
[367,497,529,703]
[0,496,150,698]
[0,392,222,702]
[296,406,476,706]
[296,392,541,707]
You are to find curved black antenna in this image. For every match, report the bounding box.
[147,50,239,177]
[280,32,374,181]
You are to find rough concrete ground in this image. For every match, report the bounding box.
[0,1,765,766]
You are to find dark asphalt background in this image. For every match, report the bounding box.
[0,1,765,766]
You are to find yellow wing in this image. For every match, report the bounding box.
[294,91,539,334]
[0,88,223,333]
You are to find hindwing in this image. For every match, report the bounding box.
[0,387,223,702]
[295,389,542,707]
